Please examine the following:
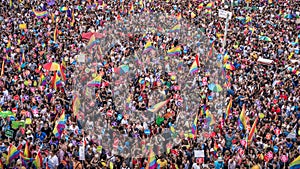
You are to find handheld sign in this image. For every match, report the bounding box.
[218,9,232,19]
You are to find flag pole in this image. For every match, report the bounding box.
[222,14,230,54]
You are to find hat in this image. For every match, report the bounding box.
[26,130,31,134]
[217,157,223,162]
[17,159,22,165]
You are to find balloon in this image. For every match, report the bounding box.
[117,114,123,121]
[138,96,143,102]
[273,145,279,153]
[144,129,150,135]
[259,113,265,119]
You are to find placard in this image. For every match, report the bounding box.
[79,145,85,160]
[77,54,85,63]
[194,150,205,157]
[218,9,232,19]
[5,129,14,138]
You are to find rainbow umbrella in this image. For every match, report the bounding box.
[224,64,235,70]
[43,62,60,71]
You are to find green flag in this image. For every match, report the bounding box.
[0,111,15,118]
[11,121,25,129]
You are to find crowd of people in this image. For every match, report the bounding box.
[0,0,299,169]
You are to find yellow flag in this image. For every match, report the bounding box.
[19,23,27,29]
[288,52,294,60]
[109,162,114,169]
[191,12,196,18]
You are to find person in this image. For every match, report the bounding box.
[0,0,300,168]
[47,150,59,169]
[157,157,168,169]
[214,157,224,169]
[72,156,83,169]
[228,159,236,169]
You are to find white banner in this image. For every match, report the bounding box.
[194,150,205,157]
[77,54,86,63]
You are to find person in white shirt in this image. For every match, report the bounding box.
[47,151,59,169]
[69,122,79,134]
[228,159,236,169]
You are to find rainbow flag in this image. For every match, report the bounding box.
[32,151,42,169]
[146,148,157,169]
[86,35,99,49]
[59,6,68,12]
[191,113,198,135]
[57,67,66,81]
[246,16,252,23]
[6,40,11,53]
[223,51,229,63]
[6,144,21,164]
[176,12,182,20]
[51,72,62,90]
[225,98,232,119]
[170,125,177,137]
[167,46,181,56]
[58,110,67,124]
[53,112,66,139]
[87,74,102,87]
[129,3,134,12]
[247,117,258,143]
[197,3,204,10]
[169,24,181,32]
[189,55,199,74]
[289,155,300,169]
[0,159,3,169]
[148,99,169,113]
[268,0,272,4]
[54,26,58,41]
[20,49,25,63]
[33,8,48,18]
[239,104,247,130]
[143,41,155,54]
[24,141,30,157]
[70,10,75,26]
[72,94,80,117]
[39,73,47,86]
[206,2,213,9]
[213,141,218,154]
[20,153,34,168]
[205,109,215,126]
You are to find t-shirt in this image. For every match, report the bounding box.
[214,161,224,169]
[192,163,200,169]
[157,159,168,168]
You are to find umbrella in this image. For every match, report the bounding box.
[224,63,235,70]
[119,65,129,74]
[43,62,61,71]
[235,16,245,20]
[209,84,223,92]
[284,14,293,19]
[208,83,216,91]
[259,36,272,42]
